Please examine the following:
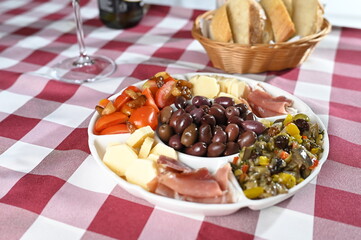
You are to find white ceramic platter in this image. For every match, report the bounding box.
[88,73,329,216]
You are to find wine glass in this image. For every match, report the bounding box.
[52,0,116,84]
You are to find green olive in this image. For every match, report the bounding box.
[293,113,310,122]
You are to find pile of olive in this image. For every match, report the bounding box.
[157,95,267,157]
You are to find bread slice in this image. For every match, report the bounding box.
[260,0,295,42]
[210,4,232,42]
[226,0,266,44]
[292,0,324,37]
[262,18,274,44]
[282,0,293,16]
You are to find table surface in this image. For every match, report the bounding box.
[0,0,360,239]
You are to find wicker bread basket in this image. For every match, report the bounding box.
[191,10,332,74]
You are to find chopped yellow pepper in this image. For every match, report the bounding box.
[259,156,270,166]
[311,148,319,154]
[234,169,242,177]
[244,187,264,199]
[283,114,293,126]
[278,173,296,189]
[286,123,302,143]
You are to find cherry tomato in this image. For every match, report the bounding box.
[99,123,129,135]
[114,86,141,110]
[155,80,176,109]
[129,105,158,130]
[142,79,158,96]
[94,112,128,133]
[142,87,159,112]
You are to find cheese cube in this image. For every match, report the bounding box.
[126,126,154,148]
[125,159,158,191]
[147,153,160,162]
[138,136,155,159]
[150,143,178,160]
[103,143,138,176]
[190,75,220,99]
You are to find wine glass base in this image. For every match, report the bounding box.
[52,55,116,84]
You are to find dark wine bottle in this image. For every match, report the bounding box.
[98,0,143,29]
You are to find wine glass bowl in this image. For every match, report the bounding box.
[52,0,116,84]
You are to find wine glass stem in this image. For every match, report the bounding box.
[72,0,93,66]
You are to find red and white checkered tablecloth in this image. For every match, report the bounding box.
[0,0,360,239]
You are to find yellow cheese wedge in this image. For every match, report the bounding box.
[125,159,157,191]
[138,136,155,159]
[224,78,238,95]
[150,142,178,160]
[103,144,138,176]
[190,75,220,99]
[230,80,250,99]
[147,153,160,162]
[126,126,154,148]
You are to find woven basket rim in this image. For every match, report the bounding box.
[192,10,332,49]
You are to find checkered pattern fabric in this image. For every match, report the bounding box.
[0,0,360,239]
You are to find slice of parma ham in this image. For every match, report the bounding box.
[150,156,236,204]
[247,88,293,118]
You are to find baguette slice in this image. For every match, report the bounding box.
[210,4,232,42]
[282,0,293,16]
[226,0,267,44]
[293,0,324,37]
[262,17,274,44]
[260,0,295,42]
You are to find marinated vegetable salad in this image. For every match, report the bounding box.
[232,113,324,199]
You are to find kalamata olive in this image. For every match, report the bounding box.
[185,104,196,113]
[189,108,204,124]
[214,96,235,108]
[213,125,223,134]
[244,110,256,121]
[269,157,286,175]
[235,103,248,114]
[192,96,211,107]
[224,142,240,156]
[185,142,207,156]
[227,116,244,128]
[274,134,289,150]
[237,130,257,148]
[207,142,226,157]
[199,104,210,113]
[168,134,183,151]
[181,123,198,147]
[160,106,173,124]
[212,103,226,111]
[225,123,240,142]
[241,120,266,134]
[225,106,240,119]
[175,113,193,134]
[198,124,212,144]
[174,96,187,109]
[157,124,174,143]
[294,119,309,133]
[169,108,185,128]
[209,106,227,125]
[212,128,227,143]
[200,114,216,127]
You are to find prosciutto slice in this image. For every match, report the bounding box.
[158,169,223,198]
[153,157,235,203]
[247,88,293,118]
[158,155,193,173]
